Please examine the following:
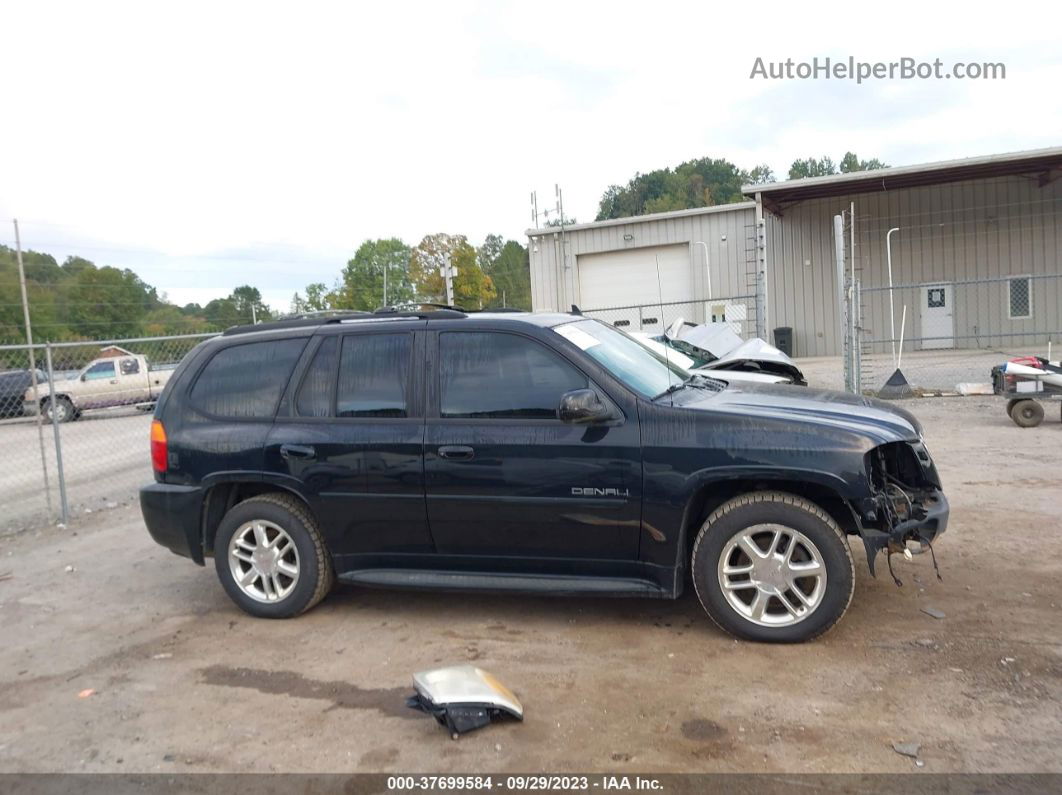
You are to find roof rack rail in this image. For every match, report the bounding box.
[372,303,468,319]
[222,310,374,336]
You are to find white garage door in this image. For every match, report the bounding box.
[577,244,692,333]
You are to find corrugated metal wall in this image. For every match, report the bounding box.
[529,174,1061,358]
[528,203,757,318]
[765,174,1062,356]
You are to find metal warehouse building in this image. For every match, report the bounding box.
[527,146,1062,387]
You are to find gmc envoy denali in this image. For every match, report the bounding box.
[140,308,948,642]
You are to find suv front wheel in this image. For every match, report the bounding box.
[213,493,334,618]
[691,492,854,643]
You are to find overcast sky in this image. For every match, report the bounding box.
[2,0,1060,311]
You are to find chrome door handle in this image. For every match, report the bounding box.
[438,445,474,460]
[280,443,316,460]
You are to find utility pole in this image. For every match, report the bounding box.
[439,254,458,306]
[251,303,257,324]
[14,219,54,515]
[556,184,573,304]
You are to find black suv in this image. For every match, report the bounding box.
[140,309,948,642]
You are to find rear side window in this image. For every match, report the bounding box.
[191,338,306,418]
[440,331,587,419]
[295,337,338,417]
[336,334,413,418]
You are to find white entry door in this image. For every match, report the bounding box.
[920,284,954,349]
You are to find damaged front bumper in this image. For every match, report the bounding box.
[854,440,950,578]
[853,488,949,577]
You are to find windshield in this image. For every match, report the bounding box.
[553,319,689,398]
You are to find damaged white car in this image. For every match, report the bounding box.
[631,319,807,386]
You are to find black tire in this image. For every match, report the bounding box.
[1005,398,1021,418]
[1010,399,1044,428]
[43,396,75,423]
[691,491,855,643]
[213,493,334,618]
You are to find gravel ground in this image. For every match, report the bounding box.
[0,395,1059,774]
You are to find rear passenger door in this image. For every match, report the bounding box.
[266,327,432,565]
[424,329,642,565]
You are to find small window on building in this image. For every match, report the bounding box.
[1008,277,1031,319]
[927,288,946,309]
[191,338,306,418]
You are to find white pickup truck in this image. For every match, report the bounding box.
[25,353,174,422]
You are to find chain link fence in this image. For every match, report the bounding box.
[582,294,758,340]
[855,273,1061,395]
[0,332,217,534]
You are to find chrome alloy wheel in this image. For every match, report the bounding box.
[227,520,300,603]
[717,524,827,627]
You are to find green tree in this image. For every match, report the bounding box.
[788,156,837,179]
[482,239,531,310]
[789,153,887,179]
[839,151,888,173]
[291,282,336,314]
[64,264,155,338]
[410,233,496,309]
[331,238,413,311]
[595,157,751,221]
[742,164,776,185]
[203,298,243,329]
[230,284,273,322]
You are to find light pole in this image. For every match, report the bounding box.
[886,227,900,366]
[695,241,713,300]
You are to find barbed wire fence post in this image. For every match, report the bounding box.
[14,218,54,517]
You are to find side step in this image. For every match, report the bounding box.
[338,568,668,598]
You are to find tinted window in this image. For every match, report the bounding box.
[119,358,140,375]
[191,338,306,418]
[84,361,116,381]
[336,334,412,418]
[440,332,587,419]
[296,337,338,417]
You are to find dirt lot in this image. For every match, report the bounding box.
[0,395,1060,774]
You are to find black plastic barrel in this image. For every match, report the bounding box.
[773,327,793,357]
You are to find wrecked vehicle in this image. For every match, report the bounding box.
[634,319,806,386]
[140,308,947,643]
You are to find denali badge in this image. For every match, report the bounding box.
[571,487,630,497]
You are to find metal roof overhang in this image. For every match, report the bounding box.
[743,147,1062,215]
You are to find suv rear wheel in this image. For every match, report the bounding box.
[691,492,854,643]
[213,493,334,618]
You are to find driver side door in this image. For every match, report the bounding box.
[424,329,642,567]
[80,359,119,408]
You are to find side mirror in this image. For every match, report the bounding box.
[558,389,611,424]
